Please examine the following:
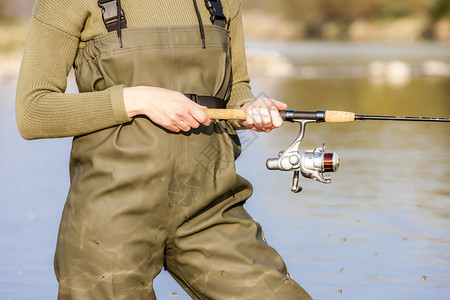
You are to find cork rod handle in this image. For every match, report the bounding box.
[204,109,247,120]
[324,111,356,123]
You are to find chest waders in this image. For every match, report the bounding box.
[54,2,311,299]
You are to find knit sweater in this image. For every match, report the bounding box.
[16,0,255,140]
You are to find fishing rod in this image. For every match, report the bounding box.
[205,109,449,193]
[205,109,450,123]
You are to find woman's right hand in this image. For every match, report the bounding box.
[123,86,211,132]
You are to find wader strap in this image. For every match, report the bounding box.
[185,94,226,109]
[205,0,227,28]
[194,0,227,48]
[98,0,127,32]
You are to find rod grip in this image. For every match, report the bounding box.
[204,109,247,120]
[324,111,356,123]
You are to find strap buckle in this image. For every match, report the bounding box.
[205,0,227,28]
[98,0,127,32]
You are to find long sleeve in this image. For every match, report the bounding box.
[15,0,254,140]
[15,0,130,140]
[226,1,255,109]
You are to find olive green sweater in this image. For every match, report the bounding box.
[16,0,255,140]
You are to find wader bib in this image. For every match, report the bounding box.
[54,24,311,300]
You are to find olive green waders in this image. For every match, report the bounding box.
[54,26,312,300]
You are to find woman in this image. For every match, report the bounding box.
[16,0,312,299]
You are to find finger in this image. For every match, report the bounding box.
[259,106,273,131]
[189,106,211,126]
[270,107,284,128]
[273,100,288,110]
[166,124,181,132]
[263,98,288,111]
[182,106,202,128]
[251,106,272,132]
[175,120,191,132]
[245,106,255,128]
[252,106,263,131]
[182,114,201,129]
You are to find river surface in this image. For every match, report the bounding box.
[0,41,449,300]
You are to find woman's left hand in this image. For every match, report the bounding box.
[238,98,288,132]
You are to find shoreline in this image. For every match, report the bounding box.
[2,41,450,86]
[1,19,450,83]
[242,12,450,42]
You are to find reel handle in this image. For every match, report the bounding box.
[291,171,302,193]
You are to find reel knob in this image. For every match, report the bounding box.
[289,155,300,165]
[266,158,280,170]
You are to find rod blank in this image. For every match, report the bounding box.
[356,115,450,122]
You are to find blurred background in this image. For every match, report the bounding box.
[243,0,450,41]
[0,0,449,299]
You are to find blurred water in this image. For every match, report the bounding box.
[1,42,449,300]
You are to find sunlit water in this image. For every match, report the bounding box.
[1,42,449,299]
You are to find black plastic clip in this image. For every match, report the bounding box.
[98,0,127,32]
[205,0,227,28]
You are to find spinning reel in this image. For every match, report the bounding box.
[204,108,449,193]
[266,110,340,193]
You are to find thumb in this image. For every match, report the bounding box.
[269,99,288,111]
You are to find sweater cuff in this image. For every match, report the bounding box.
[227,85,255,130]
[227,84,255,109]
[109,84,132,124]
